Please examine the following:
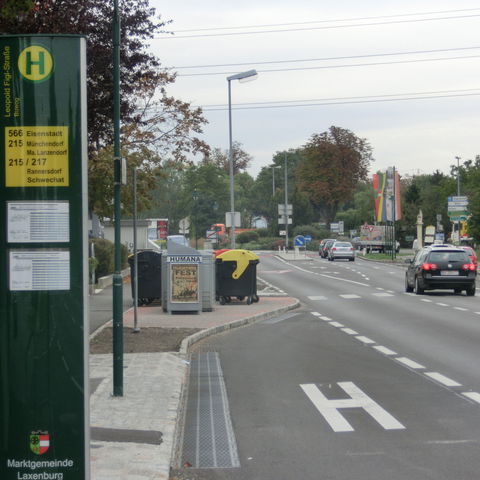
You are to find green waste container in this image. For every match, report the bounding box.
[215,249,259,305]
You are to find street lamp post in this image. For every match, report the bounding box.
[227,69,258,249]
[270,164,281,196]
[284,153,289,250]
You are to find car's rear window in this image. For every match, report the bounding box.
[429,251,469,263]
[335,243,351,247]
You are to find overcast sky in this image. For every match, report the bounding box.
[148,1,480,179]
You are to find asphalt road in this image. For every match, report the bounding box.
[175,252,480,480]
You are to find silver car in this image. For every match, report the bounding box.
[328,241,355,261]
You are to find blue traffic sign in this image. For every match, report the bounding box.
[294,235,306,246]
[304,235,312,242]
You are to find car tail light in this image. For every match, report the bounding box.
[421,263,438,271]
[462,263,476,271]
[332,247,336,251]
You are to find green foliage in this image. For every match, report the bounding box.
[256,228,269,237]
[91,239,114,279]
[237,230,260,244]
[296,126,373,224]
[1,0,210,218]
[90,238,128,279]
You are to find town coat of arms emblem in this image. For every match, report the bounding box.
[30,431,50,455]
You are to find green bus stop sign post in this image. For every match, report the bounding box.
[0,36,89,479]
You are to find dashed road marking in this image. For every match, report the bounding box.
[329,321,344,328]
[307,296,327,301]
[453,307,468,311]
[462,392,480,404]
[372,292,394,297]
[396,357,425,369]
[355,335,375,344]
[373,346,397,356]
[340,294,361,299]
[341,328,358,335]
[425,372,462,387]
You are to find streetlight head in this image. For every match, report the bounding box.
[227,69,258,82]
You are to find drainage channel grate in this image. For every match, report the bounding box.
[181,352,240,468]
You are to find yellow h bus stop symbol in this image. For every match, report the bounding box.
[18,45,53,82]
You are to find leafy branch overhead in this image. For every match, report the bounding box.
[0,0,210,217]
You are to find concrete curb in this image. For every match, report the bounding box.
[179,298,301,354]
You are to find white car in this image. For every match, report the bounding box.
[328,241,355,261]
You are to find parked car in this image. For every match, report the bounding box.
[319,239,335,258]
[405,245,476,295]
[328,241,355,262]
[459,245,478,267]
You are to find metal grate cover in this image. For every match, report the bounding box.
[181,352,240,468]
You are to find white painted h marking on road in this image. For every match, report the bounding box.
[300,382,405,432]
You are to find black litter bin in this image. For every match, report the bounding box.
[215,249,259,305]
[128,250,162,305]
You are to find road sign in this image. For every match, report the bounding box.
[278,204,292,215]
[304,234,312,242]
[225,212,240,228]
[294,235,305,246]
[1,36,89,479]
[449,215,468,221]
[278,217,292,225]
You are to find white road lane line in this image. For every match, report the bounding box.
[340,294,362,299]
[355,336,375,344]
[307,296,327,300]
[421,299,433,303]
[341,328,358,335]
[319,316,331,321]
[396,357,426,369]
[462,392,480,404]
[311,312,322,316]
[436,303,449,307]
[373,346,397,356]
[425,372,462,387]
[453,307,468,311]
[372,292,394,297]
[329,321,344,328]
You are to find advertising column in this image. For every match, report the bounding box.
[0,36,89,479]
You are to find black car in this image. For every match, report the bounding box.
[405,246,476,296]
[319,239,335,258]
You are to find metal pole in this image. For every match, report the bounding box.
[272,166,275,195]
[455,156,461,244]
[132,168,139,332]
[455,156,461,196]
[112,0,123,396]
[392,166,396,260]
[284,153,288,250]
[228,79,236,248]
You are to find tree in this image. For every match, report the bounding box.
[204,142,252,174]
[296,126,372,225]
[0,0,210,216]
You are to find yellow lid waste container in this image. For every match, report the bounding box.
[215,249,259,305]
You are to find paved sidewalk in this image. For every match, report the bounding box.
[89,295,299,480]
